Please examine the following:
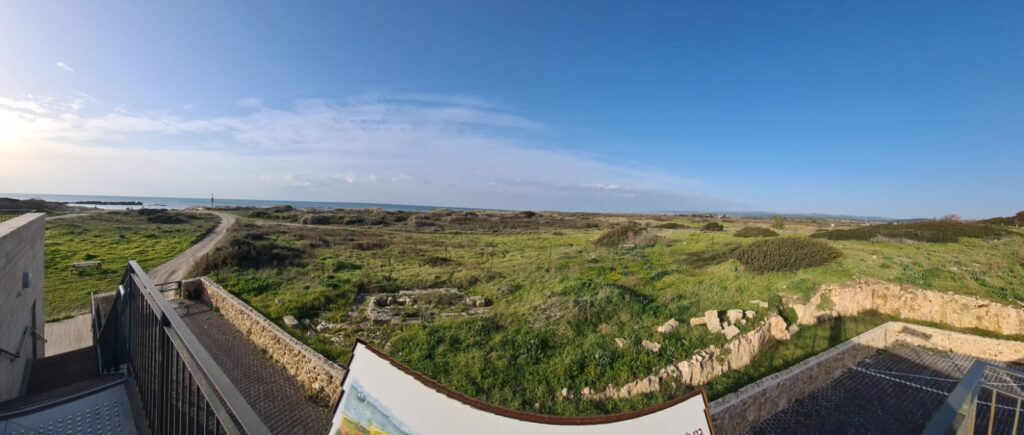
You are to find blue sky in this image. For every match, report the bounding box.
[1,1,1021,218]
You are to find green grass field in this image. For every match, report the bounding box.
[44,211,218,320]
[202,209,1024,415]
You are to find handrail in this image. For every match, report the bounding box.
[127,261,268,434]
[95,261,270,434]
[922,362,1024,435]
[0,325,43,360]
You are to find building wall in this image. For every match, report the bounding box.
[0,213,45,402]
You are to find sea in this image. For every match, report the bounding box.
[1,193,459,212]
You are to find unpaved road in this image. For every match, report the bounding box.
[149,211,236,284]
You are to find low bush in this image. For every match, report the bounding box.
[731,237,841,273]
[135,209,188,224]
[655,222,688,229]
[701,222,724,232]
[300,214,343,225]
[733,227,779,238]
[202,237,305,272]
[594,223,643,248]
[811,221,1011,243]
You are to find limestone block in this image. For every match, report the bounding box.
[723,325,741,340]
[657,318,680,334]
[642,340,662,353]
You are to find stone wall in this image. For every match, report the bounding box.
[787,278,1024,335]
[708,321,1024,434]
[184,277,348,404]
[583,314,791,400]
[0,213,45,402]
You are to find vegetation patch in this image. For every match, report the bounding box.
[654,222,689,229]
[733,227,779,238]
[135,209,190,224]
[701,222,724,232]
[232,207,601,232]
[731,237,842,273]
[811,221,1011,243]
[981,211,1024,227]
[593,223,656,248]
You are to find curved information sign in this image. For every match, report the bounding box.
[329,341,714,435]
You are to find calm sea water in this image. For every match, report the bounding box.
[1,193,459,212]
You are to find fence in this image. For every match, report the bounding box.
[94,261,270,434]
[923,361,1024,435]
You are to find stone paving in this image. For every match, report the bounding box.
[747,344,981,434]
[169,298,332,435]
[43,314,92,357]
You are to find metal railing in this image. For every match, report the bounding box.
[923,361,1024,435]
[95,261,270,434]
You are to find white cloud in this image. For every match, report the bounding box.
[0,92,734,212]
[55,61,75,73]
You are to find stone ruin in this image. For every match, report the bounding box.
[362,288,492,325]
[689,308,758,339]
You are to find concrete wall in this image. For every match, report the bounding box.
[182,277,348,405]
[0,213,45,402]
[708,321,1024,434]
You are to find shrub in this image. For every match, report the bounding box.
[733,227,779,238]
[811,221,1011,243]
[202,237,305,272]
[701,222,724,232]
[730,237,841,273]
[771,215,786,229]
[136,209,187,224]
[655,222,688,229]
[300,214,342,225]
[594,223,644,248]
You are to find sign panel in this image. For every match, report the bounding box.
[329,341,714,435]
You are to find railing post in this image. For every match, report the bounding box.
[157,312,167,434]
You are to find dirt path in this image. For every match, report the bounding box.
[149,211,236,284]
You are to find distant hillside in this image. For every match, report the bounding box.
[0,197,74,212]
[980,211,1024,227]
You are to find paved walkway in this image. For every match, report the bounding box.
[169,298,333,435]
[43,314,92,357]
